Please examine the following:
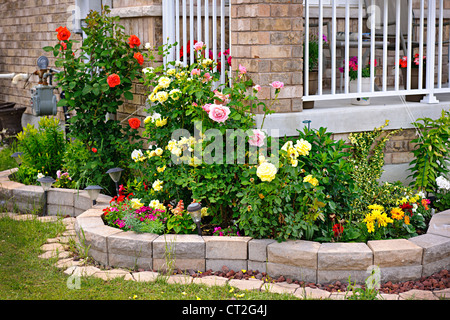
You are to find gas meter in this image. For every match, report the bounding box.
[30,56,58,116]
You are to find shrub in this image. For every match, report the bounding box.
[15,116,66,184]
[408,110,450,194]
[44,6,143,194]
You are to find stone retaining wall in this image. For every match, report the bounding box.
[1,168,449,284]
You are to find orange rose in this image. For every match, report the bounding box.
[107,74,120,88]
[128,117,141,129]
[56,26,71,41]
[133,52,144,65]
[128,35,141,48]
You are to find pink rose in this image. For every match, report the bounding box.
[194,41,204,51]
[271,81,284,89]
[213,90,230,105]
[208,104,231,123]
[238,64,247,74]
[248,129,266,147]
[253,85,261,93]
[202,103,211,113]
[203,72,212,82]
[191,68,201,76]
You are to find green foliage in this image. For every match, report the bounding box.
[47,6,143,194]
[166,212,196,234]
[348,120,402,214]
[408,110,450,193]
[128,41,277,228]
[238,126,359,241]
[15,117,66,183]
[0,142,18,171]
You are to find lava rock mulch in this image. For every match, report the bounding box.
[165,266,450,295]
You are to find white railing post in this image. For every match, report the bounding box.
[422,0,439,103]
[304,0,309,99]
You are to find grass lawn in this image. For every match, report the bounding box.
[0,215,299,302]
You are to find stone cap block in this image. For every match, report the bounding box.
[427,210,450,238]
[267,240,321,268]
[408,233,450,264]
[248,238,276,262]
[204,236,252,260]
[48,188,75,206]
[318,242,373,271]
[107,231,158,257]
[368,239,423,267]
[80,225,123,253]
[153,234,205,259]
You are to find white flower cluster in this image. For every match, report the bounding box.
[436,176,450,191]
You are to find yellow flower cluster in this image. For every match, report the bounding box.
[303,174,319,187]
[145,113,168,127]
[149,199,166,211]
[167,136,202,167]
[152,179,163,192]
[281,139,312,167]
[363,204,394,233]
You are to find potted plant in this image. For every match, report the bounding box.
[399,53,426,102]
[339,56,376,106]
[303,34,326,109]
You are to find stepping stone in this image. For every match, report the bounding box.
[93,269,130,280]
[64,266,101,277]
[192,276,229,287]
[128,271,159,282]
[54,258,84,269]
[166,274,192,285]
[228,279,264,291]
[433,288,450,300]
[40,243,66,252]
[11,214,35,221]
[377,293,399,300]
[399,289,439,300]
[293,287,331,300]
[38,250,70,259]
[261,281,299,294]
[37,216,59,223]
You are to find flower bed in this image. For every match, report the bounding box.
[6,7,450,245]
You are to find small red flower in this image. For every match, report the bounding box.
[133,52,144,65]
[333,223,344,238]
[128,35,141,48]
[92,147,97,153]
[128,117,141,129]
[59,41,67,51]
[107,74,121,88]
[56,26,71,41]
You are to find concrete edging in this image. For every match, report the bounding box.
[1,168,449,284]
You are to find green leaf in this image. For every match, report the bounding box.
[124,91,133,100]
[43,46,54,52]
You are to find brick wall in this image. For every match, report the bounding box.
[0,0,82,121]
[230,0,304,113]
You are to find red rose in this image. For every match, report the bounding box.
[332,223,344,237]
[59,41,67,51]
[133,52,144,65]
[56,26,71,41]
[128,35,141,48]
[107,74,121,88]
[92,147,97,153]
[128,117,141,129]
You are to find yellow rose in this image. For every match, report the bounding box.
[169,89,181,100]
[155,148,163,156]
[167,68,176,76]
[130,198,144,209]
[256,162,277,182]
[157,165,166,173]
[152,179,163,192]
[295,139,312,156]
[149,92,157,102]
[303,174,318,187]
[158,76,171,88]
[156,91,168,103]
[155,118,168,127]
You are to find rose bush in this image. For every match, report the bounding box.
[44,6,144,193]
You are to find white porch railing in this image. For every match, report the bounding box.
[304,0,450,104]
[162,0,231,85]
